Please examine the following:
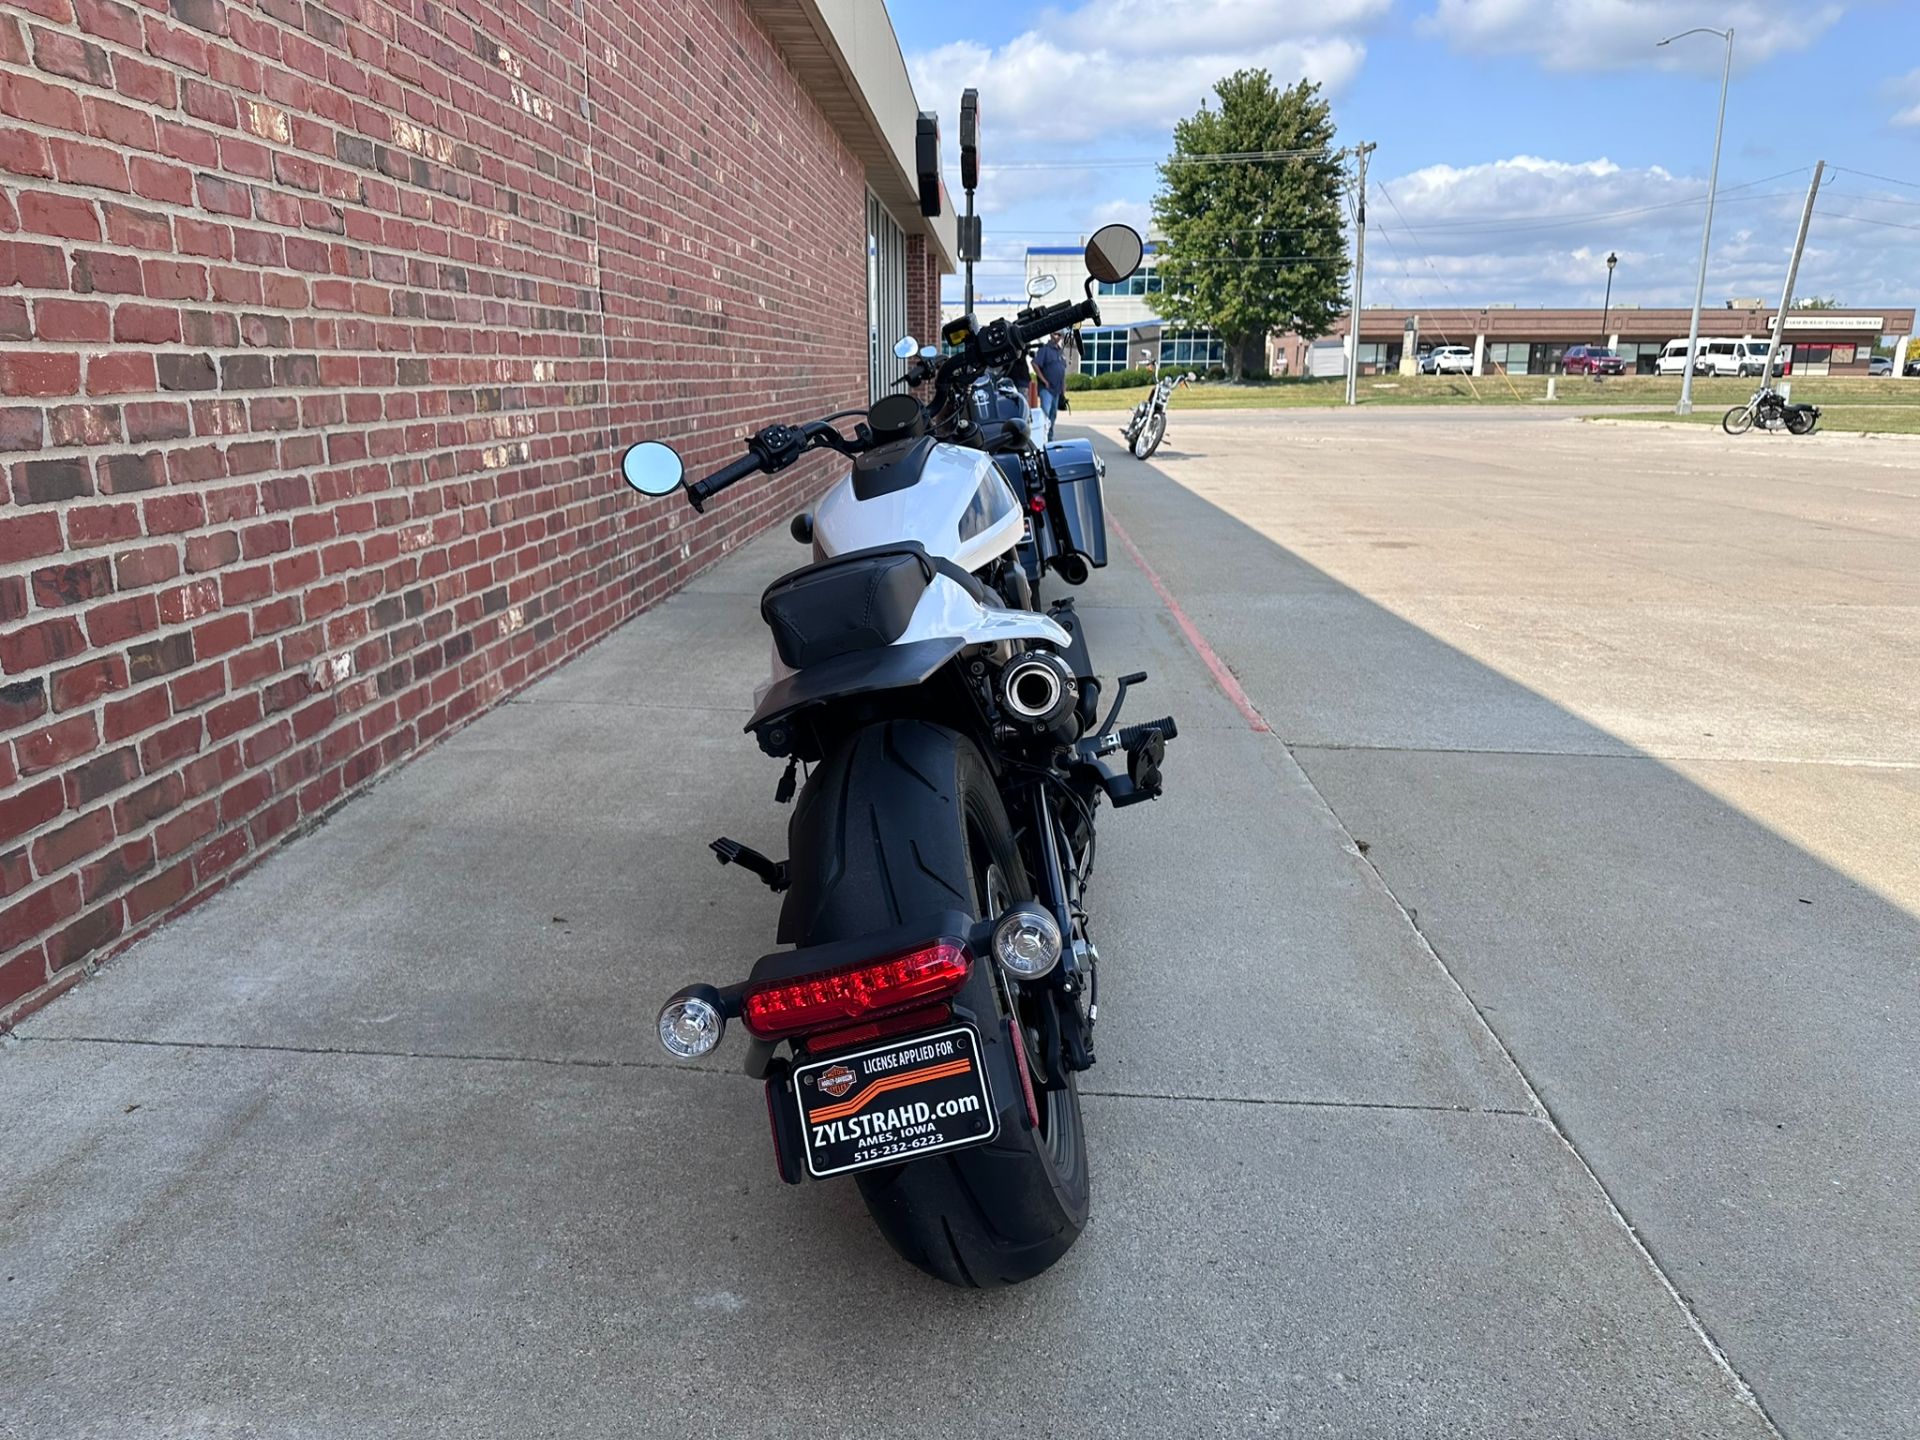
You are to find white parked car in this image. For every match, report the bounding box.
[1428,345,1474,374]
[1656,338,1783,378]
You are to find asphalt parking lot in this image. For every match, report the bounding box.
[4,410,1915,1437]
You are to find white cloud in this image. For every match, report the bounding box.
[906,17,1369,151]
[1051,0,1391,54]
[1365,153,1920,310]
[1422,0,1847,71]
[1087,197,1154,234]
[1888,68,1920,127]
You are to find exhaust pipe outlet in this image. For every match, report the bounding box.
[1000,651,1078,730]
[1052,554,1090,586]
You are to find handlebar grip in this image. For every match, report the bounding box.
[1010,297,1100,348]
[686,449,764,512]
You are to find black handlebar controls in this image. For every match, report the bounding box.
[682,414,884,512]
[1009,296,1099,347]
[686,449,765,513]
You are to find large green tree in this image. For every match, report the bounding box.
[1150,71,1347,379]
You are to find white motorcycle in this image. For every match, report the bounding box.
[619,224,1178,1288]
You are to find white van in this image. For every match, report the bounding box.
[1656,338,1783,378]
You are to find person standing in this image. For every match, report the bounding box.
[1035,332,1068,431]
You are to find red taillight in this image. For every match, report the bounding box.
[742,940,971,1039]
[801,1001,952,1055]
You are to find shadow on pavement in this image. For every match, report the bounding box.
[1086,422,1920,1439]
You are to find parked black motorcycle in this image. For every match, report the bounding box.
[619,224,1176,1287]
[1120,363,1196,459]
[1723,386,1821,435]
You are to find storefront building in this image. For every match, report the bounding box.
[1024,245,1224,376]
[1277,305,1917,378]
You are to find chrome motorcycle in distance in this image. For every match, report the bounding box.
[1120,364,1197,459]
[1722,385,1821,436]
[620,224,1177,1288]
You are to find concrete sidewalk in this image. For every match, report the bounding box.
[3,429,1779,1438]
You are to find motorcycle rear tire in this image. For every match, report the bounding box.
[1722,405,1755,436]
[1137,411,1167,459]
[1787,410,1817,435]
[780,719,1090,1288]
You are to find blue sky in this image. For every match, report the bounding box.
[885,0,1920,313]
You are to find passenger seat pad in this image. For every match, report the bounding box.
[761,546,933,670]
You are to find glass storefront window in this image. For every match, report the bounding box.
[1489,342,1529,375]
[1078,326,1132,374]
[1097,268,1164,297]
[1792,343,1833,377]
[1159,328,1223,369]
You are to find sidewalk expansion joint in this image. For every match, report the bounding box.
[1081,1087,1537,1118]
[1294,741,1920,769]
[15,1033,718,1076]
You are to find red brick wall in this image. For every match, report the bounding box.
[906,230,939,353]
[0,0,884,1021]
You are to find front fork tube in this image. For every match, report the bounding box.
[1029,788,1095,1075]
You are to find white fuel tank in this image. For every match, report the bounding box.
[811,439,1024,573]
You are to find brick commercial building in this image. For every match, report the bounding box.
[0,0,952,1020]
[1276,304,1918,379]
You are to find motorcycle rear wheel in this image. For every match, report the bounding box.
[1787,409,1818,435]
[1722,405,1755,436]
[1137,411,1167,459]
[780,719,1090,1287]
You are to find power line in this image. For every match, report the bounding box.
[1822,188,1920,210]
[1819,211,1920,233]
[1829,164,1920,193]
[1372,168,1808,234]
[985,147,1339,171]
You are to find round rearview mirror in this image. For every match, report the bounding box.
[1027,273,1058,299]
[620,441,684,497]
[893,335,919,359]
[919,345,939,359]
[1084,224,1145,285]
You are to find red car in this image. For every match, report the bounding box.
[1563,344,1627,375]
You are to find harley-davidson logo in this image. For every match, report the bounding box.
[818,1064,857,1098]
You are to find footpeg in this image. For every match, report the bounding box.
[711,838,789,892]
[1119,721,1170,804]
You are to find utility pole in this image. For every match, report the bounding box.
[1601,251,1618,345]
[1345,141,1375,408]
[959,89,980,315]
[1762,161,1824,388]
[1660,25,1734,415]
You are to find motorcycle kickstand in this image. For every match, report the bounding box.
[710,837,789,893]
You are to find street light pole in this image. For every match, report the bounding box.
[1659,25,1734,416]
[1601,251,1618,345]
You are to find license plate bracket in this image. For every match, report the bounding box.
[791,1025,996,1179]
